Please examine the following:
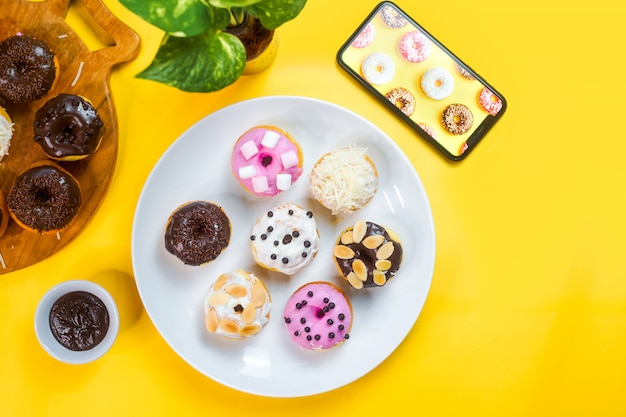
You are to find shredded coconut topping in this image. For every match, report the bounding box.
[0,113,14,162]
[310,147,378,215]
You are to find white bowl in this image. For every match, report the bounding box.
[35,280,119,364]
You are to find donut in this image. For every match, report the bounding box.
[231,125,303,197]
[418,123,437,139]
[310,146,378,215]
[6,161,81,234]
[399,31,431,63]
[361,52,395,85]
[0,189,8,238]
[351,23,375,48]
[379,4,408,28]
[421,67,455,100]
[457,64,476,80]
[385,87,416,116]
[478,87,503,116]
[250,203,320,275]
[0,105,13,162]
[204,270,272,340]
[441,103,473,135]
[333,220,403,289]
[283,281,352,351]
[33,93,105,161]
[164,201,231,266]
[0,35,57,104]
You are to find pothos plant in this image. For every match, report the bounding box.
[119,0,307,92]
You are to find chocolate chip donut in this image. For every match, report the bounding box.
[0,35,57,104]
[33,94,105,161]
[250,203,320,275]
[6,161,82,234]
[333,220,403,289]
[164,201,231,266]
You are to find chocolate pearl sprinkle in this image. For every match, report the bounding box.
[323,298,329,303]
[267,211,274,217]
[304,241,311,248]
[282,257,289,264]
[306,335,312,341]
[327,319,334,325]
[306,211,313,218]
[288,209,294,215]
[307,291,314,297]
[267,226,273,233]
[338,313,345,321]
[329,332,335,339]
[273,241,279,246]
[293,231,300,238]
[261,234,267,240]
[314,335,321,341]
[271,254,277,260]
[284,317,291,323]
[301,252,307,258]
[300,318,306,324]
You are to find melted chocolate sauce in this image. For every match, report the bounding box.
[49,291,109,351]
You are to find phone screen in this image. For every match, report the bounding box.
[337,1,506,161]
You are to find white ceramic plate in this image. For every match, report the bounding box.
[132,96,435,397]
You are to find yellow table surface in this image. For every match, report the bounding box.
[3,0,626,415]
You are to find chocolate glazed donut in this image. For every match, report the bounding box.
[33,93,105,161]
[6,161,82,234]
[0,35,57,104]
[164,201,231,266]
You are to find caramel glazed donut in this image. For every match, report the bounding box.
[0,34,57,104]
[6,162,82,234]
[33,93,105,161]
[333,220,403,289]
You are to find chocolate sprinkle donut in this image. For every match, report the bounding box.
[0,35,57,104]
[33,94,105,160]
[164,201,231,266]
[441,103,474,135]
[6,162,82,233]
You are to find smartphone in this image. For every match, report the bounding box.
[337,1,506,161]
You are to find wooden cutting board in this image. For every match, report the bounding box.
[0,0,140,274]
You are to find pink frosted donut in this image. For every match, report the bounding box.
[351,23,375,48]
[398,31,431,63]
[478,87,503,116]
[231,126,303,197]
[283,282,352,351]
[418,123,437,139]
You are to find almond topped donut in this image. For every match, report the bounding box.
[204,270,272,340]
[33,93,105,161]
[333,220,403,289]
[250,203,320,276]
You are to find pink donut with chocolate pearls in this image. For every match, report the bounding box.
[283,282,352,351]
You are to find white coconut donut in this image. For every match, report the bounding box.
[421,67,455,100]
[361,52,395,85]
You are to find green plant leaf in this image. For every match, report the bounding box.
[208,0,263,8]
[119,0,229,36]
[246,0,307,29]
[137,32,246,92]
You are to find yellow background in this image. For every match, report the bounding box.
[2,0,626,415]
